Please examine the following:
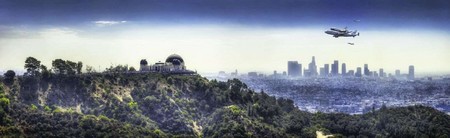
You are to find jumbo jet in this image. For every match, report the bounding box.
[325,27,359,38]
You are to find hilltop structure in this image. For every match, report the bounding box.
[139,54,196,74]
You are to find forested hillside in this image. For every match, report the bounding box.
[1,71,449,137]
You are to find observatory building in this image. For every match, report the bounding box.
[139,54,195,74]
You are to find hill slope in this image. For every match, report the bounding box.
[0,73,449,137]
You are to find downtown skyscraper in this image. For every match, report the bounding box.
[287,61,302,77]
[379,68,385,77]
[304,56,318,77]
[356,67,362,77]
[324,64,329,76]
[341,63,346,76]
[364,64,370,76]
[281,56,416,79]
[408,65,415,80]
[331,60,339,76]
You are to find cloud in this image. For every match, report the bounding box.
[0,25,40,39]
[93,20,127,27]
[0,26,81,39]
[39,28,80,39]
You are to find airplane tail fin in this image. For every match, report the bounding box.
[354,30,359,36]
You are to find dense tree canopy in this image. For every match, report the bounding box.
[129,67,136,72]
[24,57,41,76]
[3,70,15,85]
[40,65,51,81]
[51,59,83,75]
[76,61,83,74]
[85,65,95,73]
[52,59,66,75]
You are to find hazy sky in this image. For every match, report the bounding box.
[1,0,449,75]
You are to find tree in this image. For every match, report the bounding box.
[76,61,83,74]
[52,59,81,75]
[40,65,51,81]
[104,65,129,73]
[40,65,47,72]
[86,65,95,73]
[52,59,67,75]
[3,70,15,85]
[129,67,136,72]
[24,57,41,76]
[66,60,77,75]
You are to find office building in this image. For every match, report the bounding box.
[364,64,370,76]
[324,64,329,76]
[341,63,346,76]
[320,68,325,76]
[287,61,301,77]
[408,65,414,80]
[348,70,355,76]
[306,56,318,77]
[395,70,401,77]
[248,72,258,77]
[331,60,339,76]
[356,67,362,77]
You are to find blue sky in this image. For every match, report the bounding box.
[0,0,449,75]
[1,0,449,29]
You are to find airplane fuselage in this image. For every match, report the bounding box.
[325,28,359,38]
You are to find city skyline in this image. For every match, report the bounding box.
[286,56,415,79]
[217,56,420,80]
[0,50,443,77]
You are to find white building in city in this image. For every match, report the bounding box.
[140,54,194,74]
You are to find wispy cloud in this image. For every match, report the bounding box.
[93,20,127,27]
[39,28,80,39]
[0,25,39,39]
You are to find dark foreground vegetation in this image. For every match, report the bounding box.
[0,57,449,137]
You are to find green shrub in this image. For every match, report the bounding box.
[0,98,10,107]
[128,101,138,109]
[44,106,51,112]
[53,107,62,113]
[30,104,38,111]
[98,115,110,121]
[153,129,168,137]
[228,105,242,116]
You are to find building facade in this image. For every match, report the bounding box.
[287,61,302,77]
[140,54,195,74]
[341,63,346,76]
[364,64,370,76]
[306,56,318,77]
[408,65,415,80]
[324,64,329,76]
[331,60,339,76]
